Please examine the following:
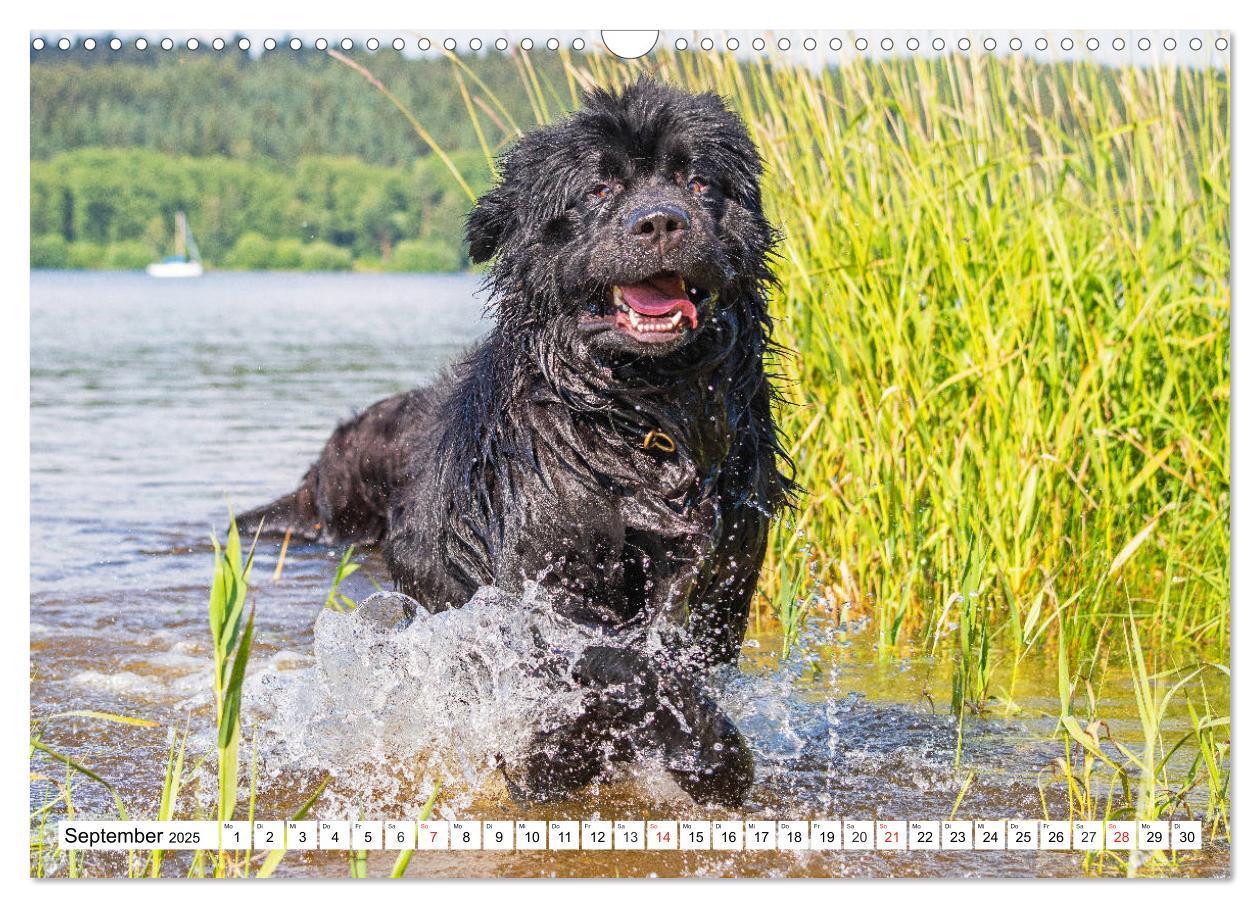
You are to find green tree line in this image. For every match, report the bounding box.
[29,45,565,270]
[31,147,493,271]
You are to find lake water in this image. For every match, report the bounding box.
[29,271,1227,878]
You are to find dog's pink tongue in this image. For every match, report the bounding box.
[619,275,698,327]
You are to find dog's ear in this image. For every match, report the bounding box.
[467,186,513,264]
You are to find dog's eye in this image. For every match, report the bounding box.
[591,183,615,200]
[687,177,708,195]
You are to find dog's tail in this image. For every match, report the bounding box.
[236,469,321,541]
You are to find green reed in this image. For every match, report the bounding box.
[324,545,363,612]
[1050,595,1230,874]
[208,513,258,830]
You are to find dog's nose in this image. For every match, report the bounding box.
[626,204,690,252]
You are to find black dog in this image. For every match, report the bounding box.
[240,80,793,806]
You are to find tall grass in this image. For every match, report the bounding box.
[1050,601,1230,873]
[208,515,257,829]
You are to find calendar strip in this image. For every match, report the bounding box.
[57,819,1203,852]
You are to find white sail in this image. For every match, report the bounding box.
[147,211,204,278]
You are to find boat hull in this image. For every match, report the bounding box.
[146,261,204,278]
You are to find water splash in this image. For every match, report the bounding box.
[250,584,602,808]
[245,590,1080,832]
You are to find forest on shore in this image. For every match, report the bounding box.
[30,43,566,272]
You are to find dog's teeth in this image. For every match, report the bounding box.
[669,311,682,328]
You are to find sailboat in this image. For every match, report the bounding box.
[147,211,204,278]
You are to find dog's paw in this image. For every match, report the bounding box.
[665,724,756,808]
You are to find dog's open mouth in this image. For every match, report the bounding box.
[581,272,711,343]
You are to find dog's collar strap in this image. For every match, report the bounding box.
[642,429,677,455]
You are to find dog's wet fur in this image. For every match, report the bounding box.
[239,80,794,806]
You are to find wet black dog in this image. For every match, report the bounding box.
[240,80,793,806]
